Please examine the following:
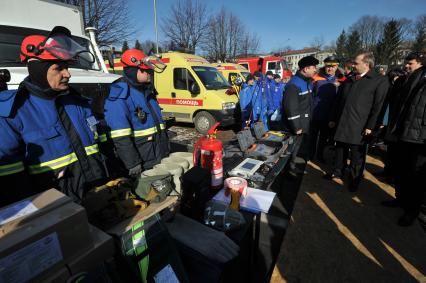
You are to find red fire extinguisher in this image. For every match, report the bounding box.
[193,122,223,190]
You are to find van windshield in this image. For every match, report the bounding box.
[192,66,230,90]
[0,25,101,71]
[241,72,251,80]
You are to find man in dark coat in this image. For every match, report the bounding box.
[282,56,318,175]
[325,52,389,191]
[380,53,422,188]
[383,52,426,227]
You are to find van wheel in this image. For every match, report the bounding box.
[194,111,216,134]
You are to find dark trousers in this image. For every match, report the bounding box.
[394,141,426,214]
[309,120,330,160]
[384,142,397,177]
[289,134,305,170]
[332,142,367,185]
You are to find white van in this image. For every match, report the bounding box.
[0,0,120,111]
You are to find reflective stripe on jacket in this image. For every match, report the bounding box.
[282,72,313,133]
[0,79,106,200]
[103,81,167,170]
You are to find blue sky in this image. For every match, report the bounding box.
[127,0,426,53]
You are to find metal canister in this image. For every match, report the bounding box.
[151,179,167,193]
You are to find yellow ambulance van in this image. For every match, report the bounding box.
[154,52,238,134]
[212,63,251,85]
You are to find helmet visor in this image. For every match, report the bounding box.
[43,35,90,61]
[142,56,167,73]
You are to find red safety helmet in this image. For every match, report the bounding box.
[121,49,151,70]
[20,26,87,62]
[282,69,293,78]
[121,49,167,73]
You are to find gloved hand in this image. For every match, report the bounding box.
[128,164,142,177]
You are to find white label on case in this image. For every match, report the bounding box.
[0,232,63,283]
[154,264,180,283]
[0,200,38,225]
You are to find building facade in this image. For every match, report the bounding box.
[279,48,335,73]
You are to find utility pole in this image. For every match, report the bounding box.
[154,0,159,54]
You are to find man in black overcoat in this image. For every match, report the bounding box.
[325,52,389,191]
[383,52,426,227]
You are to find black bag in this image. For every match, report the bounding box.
[180,166,211,221]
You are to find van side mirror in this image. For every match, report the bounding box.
[189,82,200,95]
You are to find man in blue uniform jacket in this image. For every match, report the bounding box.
[101,49,169,177]
[269,74,285,122]
[239,74,257,129]
[282,56,319,175]
[0,26,107,206]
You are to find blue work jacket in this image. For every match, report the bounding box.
[0,79,106,201]
[103,81,168,170]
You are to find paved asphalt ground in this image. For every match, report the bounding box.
[271,149,426,283]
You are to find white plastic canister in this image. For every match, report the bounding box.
[161,156,190,172]
[169,152,194,168]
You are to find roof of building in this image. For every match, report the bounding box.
[279,48,320,56]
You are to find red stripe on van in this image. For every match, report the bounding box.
[158,98,203,106]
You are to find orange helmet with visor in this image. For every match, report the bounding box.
[20,26,90,63]
[121,49,166,73]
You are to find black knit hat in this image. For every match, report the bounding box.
[298,56,319,69]
[266,70,274,76]
[27,60,56,89]
[246,74,255,81]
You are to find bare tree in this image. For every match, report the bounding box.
[310,35,325,50]
[350,15,384,51]
[203,8,259,61]
[162,0,209,52]
[238,32,260,58]
[412,14,426,52]
[397,17,413,41]
[77,0,135,46]
[271,45,293,54]
[140,40,164,55]
[203,9,227,61]
[325,40,336,52]
[227,13,245,59]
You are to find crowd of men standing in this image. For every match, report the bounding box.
[239,50,426,229]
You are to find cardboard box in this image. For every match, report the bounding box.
[0,202,93,283]
[106,196,178,237]
[30,226,115,283]
[0,189,71,236]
